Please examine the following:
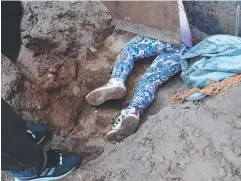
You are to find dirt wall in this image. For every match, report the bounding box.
[2,1,120,165]
[2,1,113,129]
[2,1,142,162]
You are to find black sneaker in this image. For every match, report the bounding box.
[27,123,48,145]
[15,150,81,181]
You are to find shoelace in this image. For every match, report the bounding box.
[112,115,126,129]
[112,117,121,129]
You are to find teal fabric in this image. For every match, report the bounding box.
[180,34,241,91]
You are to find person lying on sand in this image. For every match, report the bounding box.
[86,0,192,142]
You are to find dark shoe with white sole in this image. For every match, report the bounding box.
[15,150,81,181]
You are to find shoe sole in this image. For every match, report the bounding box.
[15,161,79,181]
[86,86,126,106]
[106,115,139,142]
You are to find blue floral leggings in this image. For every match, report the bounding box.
[111,35,189,114]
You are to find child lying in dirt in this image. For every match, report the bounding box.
[86,0,192,142]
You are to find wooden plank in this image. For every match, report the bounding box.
[103,1,180,44]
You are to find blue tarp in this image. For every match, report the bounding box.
[180,34,241,100]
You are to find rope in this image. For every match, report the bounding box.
[170,74,241,104]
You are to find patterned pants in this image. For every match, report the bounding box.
[111,35,189,114]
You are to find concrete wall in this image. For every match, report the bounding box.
[184,1,241,36]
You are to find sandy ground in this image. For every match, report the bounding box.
[1,1,241,181]
[64,84,241,181]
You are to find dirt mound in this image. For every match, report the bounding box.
[20,1,113,76]
[64,85,241,181]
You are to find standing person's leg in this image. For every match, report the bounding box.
[2,2,80,180]
[106,44,189,142]
[86,35,170,106]
[2,99,81,181]
[1,99,45,175]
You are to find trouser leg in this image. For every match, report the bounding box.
[128,44,189,113]
[1,99,44,172]
[111,35,170,82]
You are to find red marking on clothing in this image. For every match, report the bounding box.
[135,108,139,117]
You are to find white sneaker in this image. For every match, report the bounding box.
[106,107,140,143]
[86,78,126,106]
